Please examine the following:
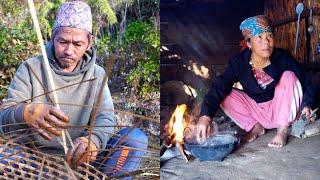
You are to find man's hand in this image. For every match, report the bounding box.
[301,106,315,123]
[66,137,98,167]
[197,116,215,142]
[23,103,69,140]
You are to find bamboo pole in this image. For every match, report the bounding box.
[27,0,69,154]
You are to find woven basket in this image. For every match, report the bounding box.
[0,135,109,180]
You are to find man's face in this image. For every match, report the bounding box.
[53,27,91,72]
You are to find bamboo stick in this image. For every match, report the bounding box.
[27,0,69,154]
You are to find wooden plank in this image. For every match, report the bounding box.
[265,0,320,62]
[309,0,320,62]
[271,7,320,27]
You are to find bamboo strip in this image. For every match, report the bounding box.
[27,0,69,154]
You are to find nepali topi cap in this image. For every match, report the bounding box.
[239,15,272,40]
[53,1,92,34]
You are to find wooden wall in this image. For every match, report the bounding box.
[160,0,263,87]
[160,0,265,123]
[264,0,320,62]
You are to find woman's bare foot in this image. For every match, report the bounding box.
[268,126,289,148]
[244,123,265,142]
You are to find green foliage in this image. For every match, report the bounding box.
[88,0,117,26]
[0,2,40,100]
[39,0,65,40]
[86,0,118,37]
[0,1,25,17]
[123,20,160,96]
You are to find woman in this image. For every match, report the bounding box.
[197,15,316,148]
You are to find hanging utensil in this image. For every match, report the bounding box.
[308,9,314,34]
[308,8,315,62]
[294,2,304,55]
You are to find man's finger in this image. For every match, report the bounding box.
[46,114,68,129]
[90,151,98,161]
[72,142,87,166]
[33,125,52,141]
[49,107,69,123]
[72,142,86,164]
[77,149,92,166]
[39,118,61,136]
[66,142,81,164]
[86,148,97,163]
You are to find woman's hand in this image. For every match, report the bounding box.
[301,106,315,123]
[196,116,214,141]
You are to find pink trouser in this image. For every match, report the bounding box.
[221,71,303,132]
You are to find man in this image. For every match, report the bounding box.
[0,1,148,177]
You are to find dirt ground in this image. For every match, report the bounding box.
[161,129,320,180]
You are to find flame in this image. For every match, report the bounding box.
[168,104,188,143]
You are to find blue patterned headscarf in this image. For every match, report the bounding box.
[239,15,272,40]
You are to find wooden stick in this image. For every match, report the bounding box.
[37,156,46,180]
[176,142,188,162]
[27,0,69,154]
[63,161,78,180]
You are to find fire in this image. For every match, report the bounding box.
[168,104,188,143]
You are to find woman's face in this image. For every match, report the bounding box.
[247,32,274,59]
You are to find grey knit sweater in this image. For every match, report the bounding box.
[0,42,115,154]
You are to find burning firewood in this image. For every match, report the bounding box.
[175,141,188,162]
[162,104,193,161]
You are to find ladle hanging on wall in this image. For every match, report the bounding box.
[294,2,304,55]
